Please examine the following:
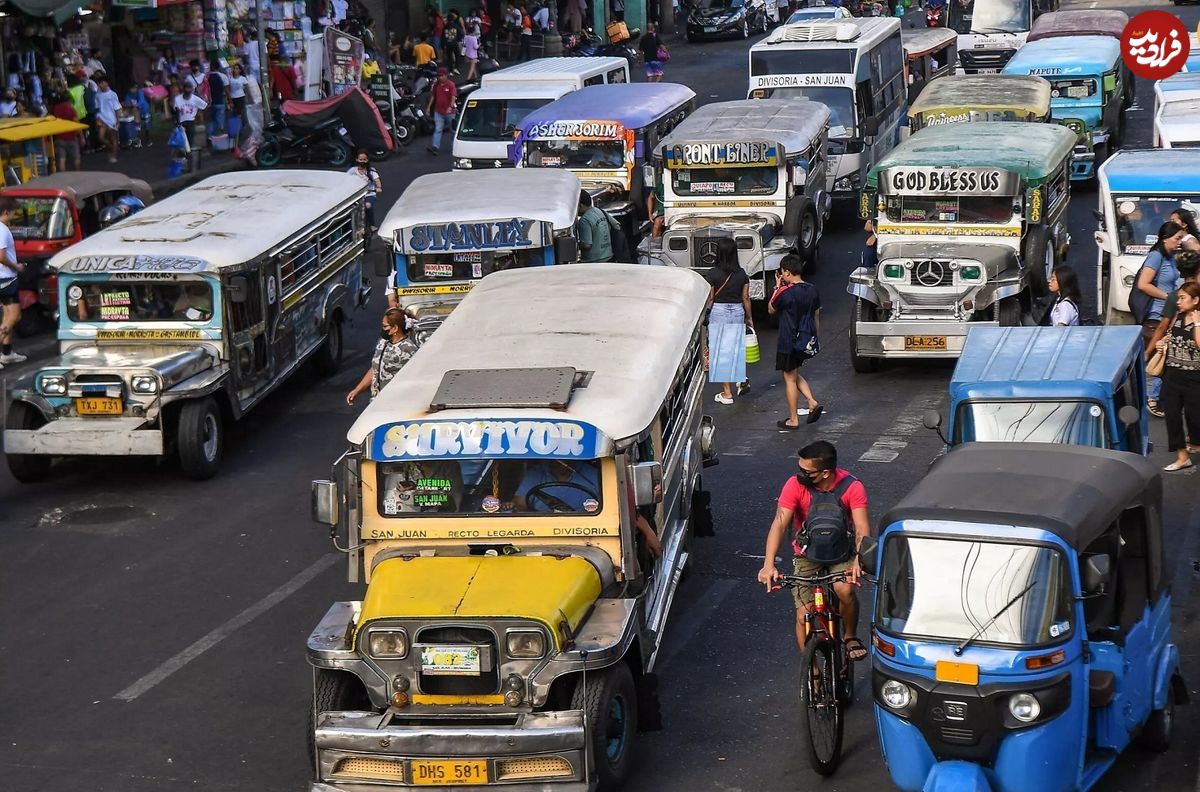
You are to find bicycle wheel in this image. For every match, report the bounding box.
[798,637,844,776]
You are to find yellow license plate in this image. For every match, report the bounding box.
[935,660,979,685]
[76,397,123,415]
[410,759,489,786]
[904,335,948,351]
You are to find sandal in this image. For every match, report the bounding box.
[1148,399,1164,419]
[776,419,799,431]
[1164,460,1194,472]
[844,637,868,662]
[806,404,825,424]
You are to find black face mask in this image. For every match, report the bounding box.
[796,468,821,487]
[381,328,391,340]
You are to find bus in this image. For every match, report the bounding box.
[748,17,905,207]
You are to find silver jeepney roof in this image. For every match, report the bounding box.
[655,99,830,161]
[49,170,365,275]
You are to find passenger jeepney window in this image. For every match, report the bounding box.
[375,458,603,516]
[885,195,1013,224]
[671,165,778,196]
[607,68,627,84]
[227,273,264,332]
[67,281,215,322]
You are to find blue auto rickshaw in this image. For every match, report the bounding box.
[862,443,1186,792]
[923,325,1149,454]
[1002,36,1127,180]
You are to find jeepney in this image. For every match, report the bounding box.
[513,84,696,243]
[848,121,1076,371]
[1026,9,1133,108]
[1153,73,1200,148]
[306,263,717,792]
[3,171,368,482]
[901,27,957,106]
[1002,36,1127,180]
[1095,149,1200,324]
[377,169,582,344]
[906,74,1051,134]
[639,99,831,301]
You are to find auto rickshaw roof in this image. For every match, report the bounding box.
[1002,35,1123,78]
[901,27,957,57]
[4,171,153,204]
[907,74,1051,118]
[951,326,1142,393]
[1027,9,1129,42]
[0,116,87,142]
[867,122,1077,189]
[348,263,711,450]
[881,443,1162,551]
[515,83,697,135]
[1099,149,1200,193]
[378,169,582,239]
[655,99,830,159]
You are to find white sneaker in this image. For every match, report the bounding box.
[0,351,26,364]
[714,393,734,405]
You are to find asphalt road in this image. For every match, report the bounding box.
[2,1,1199,790]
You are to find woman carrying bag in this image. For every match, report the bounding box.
[705,238,753,405]
[1131,221,1187,417]
[1153,282,1200,471]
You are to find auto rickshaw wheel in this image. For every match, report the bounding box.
[1139,683,1175,753]
[572,662,637,791]
[177,398,223,480]
[309,669,372,776]
[5,401,51,483]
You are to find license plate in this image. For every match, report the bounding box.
[974,67,999,73]
[704,26,716,32]
[410,759,489,786]
[749,278,766,301]
[420,645,481,675]
[935,660,979,685]
[904,335,947,351]
[76,397,122,415]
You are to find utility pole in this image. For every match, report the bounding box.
[257,0,272,124]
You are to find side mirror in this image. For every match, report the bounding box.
[1091,209,1106,228]
[227,274,248,303]
[862,117,879,138]
[858,536,879,575]
[1118,405,1141,427]
[643,163,655,187]
[631,461,663,507]
[555,235,579,264]
[374,254,392,278]
[312,479,339,526]
[922,410,942,431]
[1082,553,1111,596]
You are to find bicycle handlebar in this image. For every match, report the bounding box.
[770,572,879,589]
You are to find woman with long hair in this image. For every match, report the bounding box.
[1136,221,1187,417]
[1155,282,1200,471]
[347,309,418,405]
[1042,264,1082,326]
[1171,207,1200,252]
[706,238,753,405]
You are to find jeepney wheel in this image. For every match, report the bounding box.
[572,662,637,791]
[799,209,818,270]
[849,299,880,374]
[1139,684,1176,753]
[996,297,1022,328]
[177,398,223,481]
[1024,227,1050,300]
[312,317,344,377]
[5,401,51,483]
[309,669,372,776]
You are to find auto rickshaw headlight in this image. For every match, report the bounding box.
[881,680,913,709]
[506,629,546,659]
[367,629,409,659]
[1008,692,1041,723]
[38,374,67,396]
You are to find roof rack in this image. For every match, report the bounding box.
[769,21,860,44]
[430,367,584,411]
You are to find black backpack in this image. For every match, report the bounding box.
[799,474,856,565]
[602,210,632,262]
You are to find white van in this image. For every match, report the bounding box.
[452,56,630,170]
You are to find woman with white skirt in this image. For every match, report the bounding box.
[705,238,754,404]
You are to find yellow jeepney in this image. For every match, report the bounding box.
[906,73,1052,134]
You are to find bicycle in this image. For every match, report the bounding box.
[771,570,862,776]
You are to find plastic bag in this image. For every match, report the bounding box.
[167,124,190,153]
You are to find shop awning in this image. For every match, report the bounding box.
[0,117,87,143]
[8,0,93,26]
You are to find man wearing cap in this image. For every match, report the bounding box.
[426,67,458,156]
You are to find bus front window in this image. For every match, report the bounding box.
[947,0,1031,35]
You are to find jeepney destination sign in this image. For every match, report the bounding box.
[750,73,853,89]
[402,218,549,254]
[526,120,623,139]
[60,255,207,273]
[665,141,779,169]
[879,167,1021,196]
[371,419,603,460]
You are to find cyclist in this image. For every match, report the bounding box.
[756,440,871,662]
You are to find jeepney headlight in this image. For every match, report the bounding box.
[38,374,67,396]
[881,262,907,283]
[456,158,473,169]
[959,265,983,283]
[131,375,159,394]
[881,680,913,709]
[367,629,409,659]
[1008,692,1041,723]
[506,629,546,659]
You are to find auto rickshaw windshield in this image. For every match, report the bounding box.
[376,458,603,516]
[954,400,1109,446]
[876,534,1074,646]
[9,196,74,240]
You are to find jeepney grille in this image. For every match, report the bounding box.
[496,756,574,780]
[416,626,499,696]
[908,260,954,287]
[959,48,1016,72]
[334,756,406,781]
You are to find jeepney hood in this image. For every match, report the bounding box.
[49,344,215,386]
[1054,105,1102,131]
[667,213,779,231]
[357,555,602,647]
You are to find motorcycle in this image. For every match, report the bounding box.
[565,27,639,69]
[745,0,778,32]
[925,0,944,26]
[255,116,355,168]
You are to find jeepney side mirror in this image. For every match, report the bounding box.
[555,235,579,264]
[922,409,948,444]
[1082,553,1111,597]
[862,117,879,138]
[227,275,248,304]
[1094,229,1111,250]
[858,536,879,575]
[1091,209,1105,227]
[311,479,339,526]
[375,255,392,278]
[1118,405,1140,427]
[631,461,663,507]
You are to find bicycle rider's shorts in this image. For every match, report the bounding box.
[791,555,854,609]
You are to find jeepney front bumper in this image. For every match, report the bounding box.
[851,319,1000,359]
[4,415,164,455]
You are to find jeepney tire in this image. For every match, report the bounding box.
[691,486,715,537]
[5,402,51,483]
[177,398,223,481]
[312,315,344,377]
[1024,227,1050,300]
[850,299,880,374]
[1139,684,1175,753]
[572,662,637,791]
[799,210,818,270]
[997,297,1022,328]
[309,669,373,776]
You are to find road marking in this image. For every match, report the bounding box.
[655,578,739,671]
[114,554,340,701]
[858,392,940,463]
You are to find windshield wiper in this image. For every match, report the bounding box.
[954,578,1038,656]
[972,26,1017,34]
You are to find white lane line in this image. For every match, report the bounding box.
[655,578,739,671]
[114,554,340,701]
[858,392,940,463]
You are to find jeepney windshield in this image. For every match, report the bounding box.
[884,195,1015,224]
[764,87,855,131]
[525,139,627,170]
[406,249,546,283]
[877,535,1073,646]
[66,280,215,323]
[1112,195,1200,256]
[954,400,1108,447]
[459,97,552,141]
[1048,77,1099,106]
[375,458,603,516]
[9,196,74,240]
[670,165,779,196]
[946,0,1031,36]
